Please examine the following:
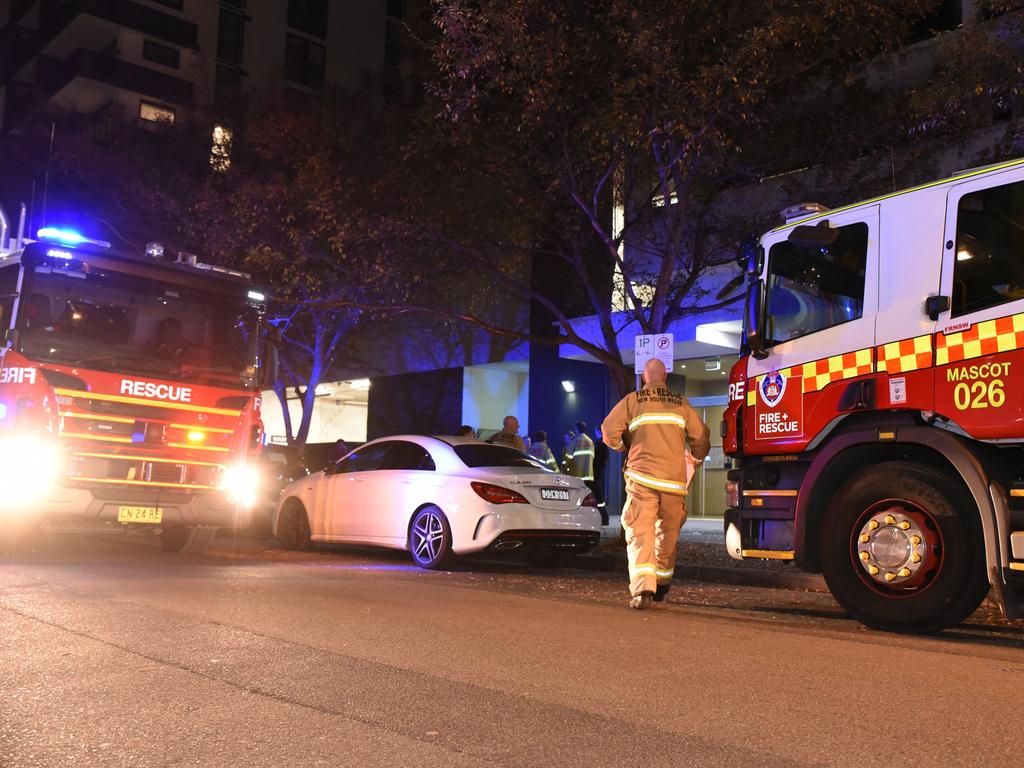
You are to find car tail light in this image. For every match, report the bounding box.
[471,481,528,505]
[582,493,599,507]
[726,480,739,508]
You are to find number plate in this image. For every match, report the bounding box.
[117,506,163,524]
[540,488,571,501]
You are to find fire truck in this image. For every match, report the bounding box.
[723,156,1024,632]
[0,211,275,553]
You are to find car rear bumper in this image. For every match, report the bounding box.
[11,483,250,529]
[487,529,601,552]
[454,504,603,554]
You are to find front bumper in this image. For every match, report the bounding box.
[17,482,250,529]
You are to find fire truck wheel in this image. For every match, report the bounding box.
[820,461,989,634]
[276,500,313,550]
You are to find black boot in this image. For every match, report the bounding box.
[653,584,670,603]
[629,591,654,610]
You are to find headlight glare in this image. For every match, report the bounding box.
[219,464,260,508]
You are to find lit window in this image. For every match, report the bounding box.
[210,124,233,172]
[139,101,175,124]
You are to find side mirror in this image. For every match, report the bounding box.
[745,279,769,360]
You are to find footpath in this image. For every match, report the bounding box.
[574,516,827,593]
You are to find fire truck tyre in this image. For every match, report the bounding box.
[276,500,313,551]
[820,462,989,634]
[160,525,218,554]
[408,506,454,570]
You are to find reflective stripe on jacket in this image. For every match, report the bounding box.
[601,385,710,496]
[567,434,595,481]
[527,441,559,471]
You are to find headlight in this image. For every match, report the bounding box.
[219,464,260,508]
[0,435,61,508]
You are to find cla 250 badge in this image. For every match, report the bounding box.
[120,379,193,402]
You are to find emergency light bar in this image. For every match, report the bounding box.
[36,227,111,249]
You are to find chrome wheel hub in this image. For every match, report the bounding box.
[412,511,444,563]
[856,507,932,587]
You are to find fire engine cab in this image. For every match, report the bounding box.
[0,213,275,553]
[723,156,1024,632]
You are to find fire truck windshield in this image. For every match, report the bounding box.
[21,263,259,390]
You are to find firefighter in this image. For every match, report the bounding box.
[488,415,527,451]
[569,422,607,523]
[601,358,710,610]
[526,430,558,470]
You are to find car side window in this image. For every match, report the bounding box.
[380,441,436,471]
[333,442,394,474]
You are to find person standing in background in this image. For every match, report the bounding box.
[560,430,577,475]
[488,415,527,452]
[593,425,609,523]
[527,430,558,471]
[568,422,604,523]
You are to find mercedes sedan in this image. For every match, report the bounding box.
[272,435,603,568]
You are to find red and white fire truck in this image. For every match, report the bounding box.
[723,156,1024,632]
[0,214,275,552]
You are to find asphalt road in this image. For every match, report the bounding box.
[1,529,1022,768]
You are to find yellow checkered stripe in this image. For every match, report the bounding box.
[877,334,932,374]
[745,347,874,405]
[936,312,1024,366]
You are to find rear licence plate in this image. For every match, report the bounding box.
[540,488,571,501]
[117,506,163,524]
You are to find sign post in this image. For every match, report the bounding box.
[634,333,674,390]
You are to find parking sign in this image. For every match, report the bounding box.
[634,333,673,373]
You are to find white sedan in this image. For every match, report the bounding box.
[272,435,603,568]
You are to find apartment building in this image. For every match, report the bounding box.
[0,0,406,132]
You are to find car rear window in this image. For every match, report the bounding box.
[453,444,550,470]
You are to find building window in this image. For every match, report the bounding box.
[287,0,329,39]
[217,8,245,64]
[149,0,184,9]
[215,63,243,101]
[139,101,176,124]
[210,124,233,172]
[386,0,407,19]
[285,34,326,90]
[142,40,180,69]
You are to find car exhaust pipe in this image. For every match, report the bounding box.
[493,540,523,550]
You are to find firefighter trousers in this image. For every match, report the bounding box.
[622,477,687,596]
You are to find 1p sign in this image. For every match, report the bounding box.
[634,333,673,373]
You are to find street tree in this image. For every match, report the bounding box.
[382,0,1024,396]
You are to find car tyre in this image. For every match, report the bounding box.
[819,461,989,634]
[276,499,313,551]
[409,505,454,570]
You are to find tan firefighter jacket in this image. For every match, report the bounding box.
[601,384,711,495]
[527,441,559,471]
[567,433,595,481]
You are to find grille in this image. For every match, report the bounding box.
[145,462,185,483]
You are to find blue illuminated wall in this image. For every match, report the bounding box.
[526,344,612,446]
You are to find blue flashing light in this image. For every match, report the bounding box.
[37,227,85,245]
[35,227,112,250]
[46,248,74,260]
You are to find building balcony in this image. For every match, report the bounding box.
[38,47,193,103]
[0,0,198,85]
